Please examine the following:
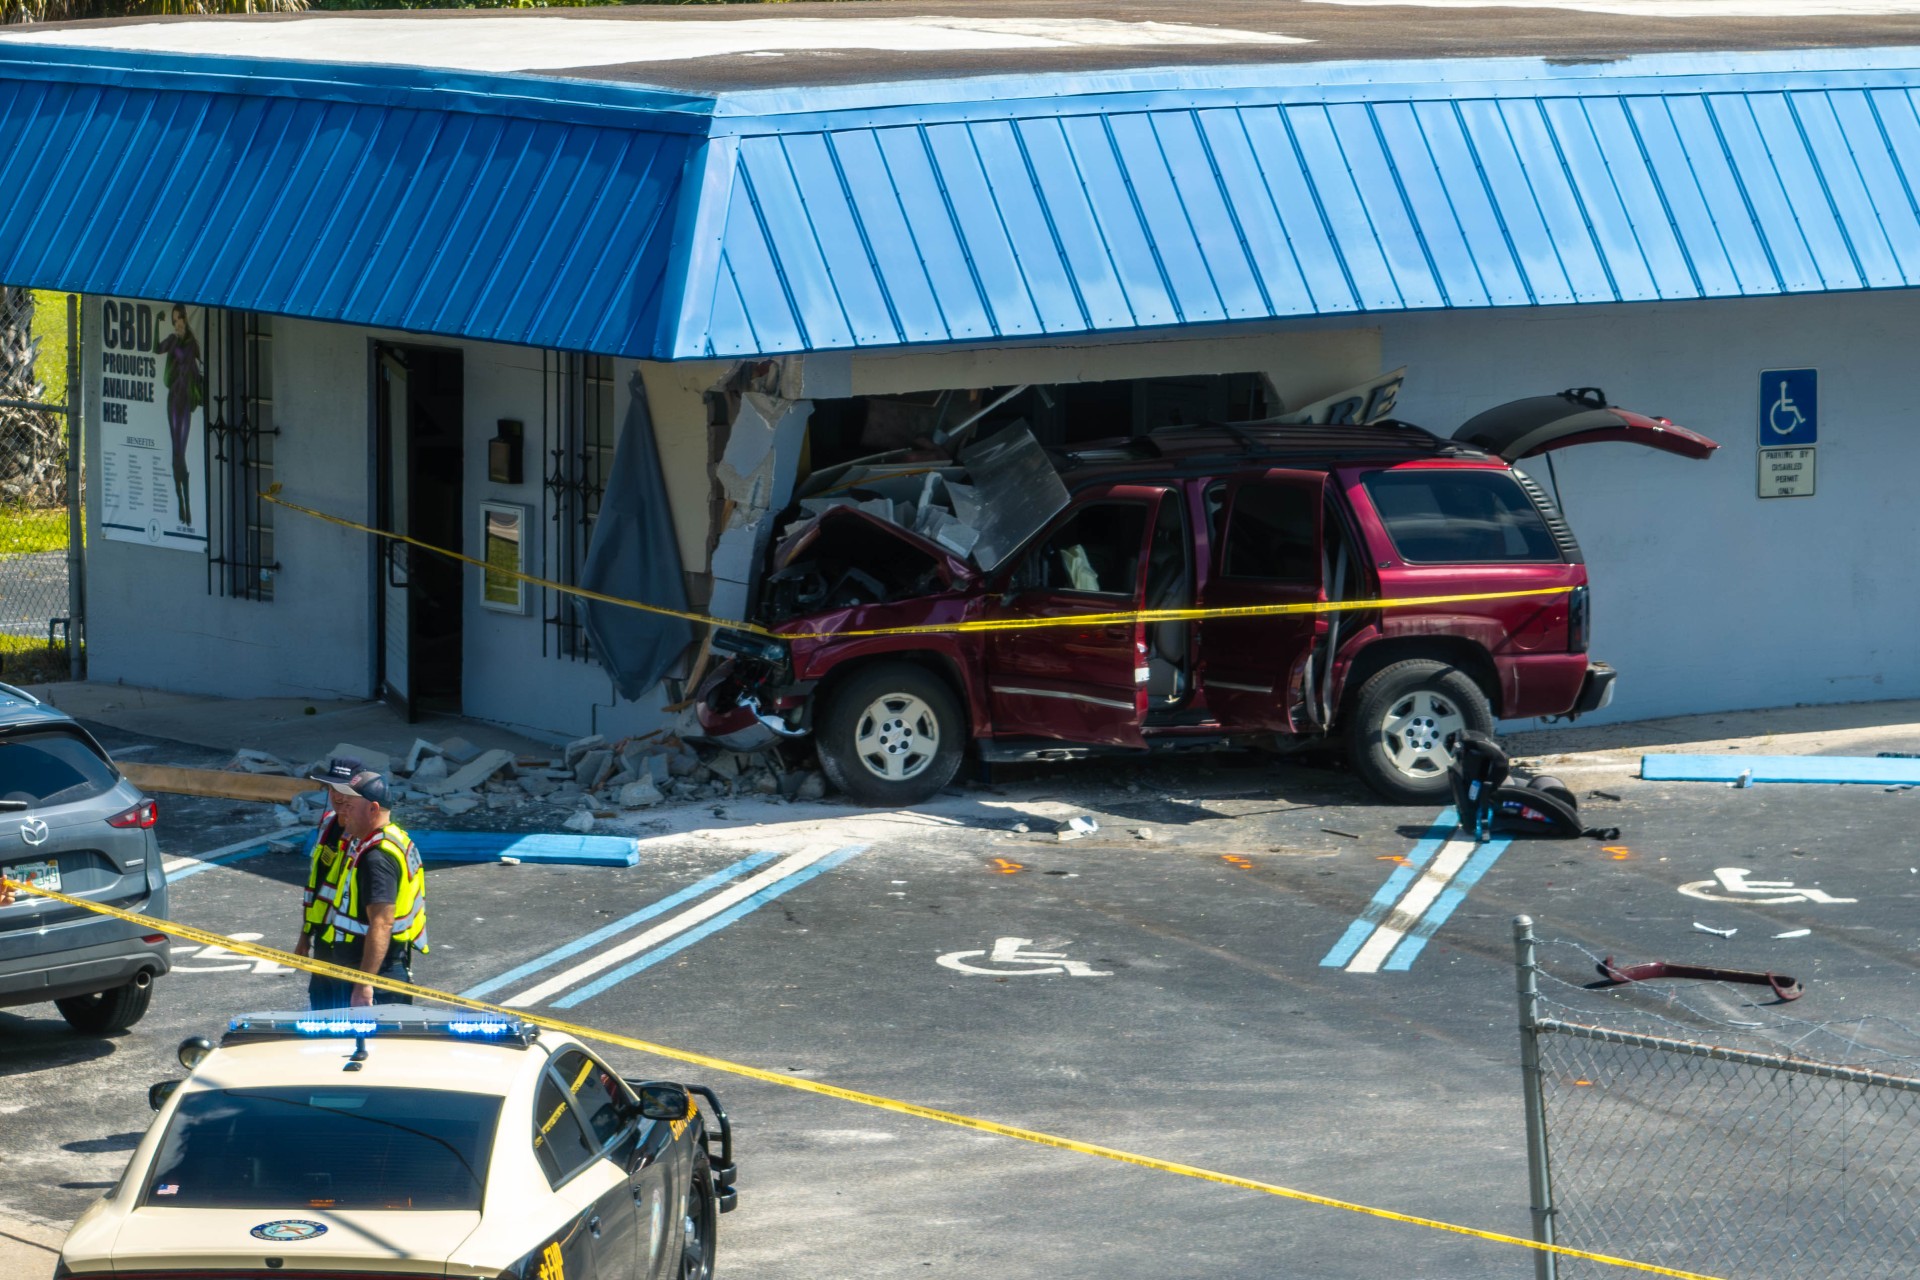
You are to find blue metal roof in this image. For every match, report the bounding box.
[5,43,1920,359]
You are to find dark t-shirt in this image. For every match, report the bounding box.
[347,832,401,916]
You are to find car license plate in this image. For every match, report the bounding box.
[3,860,60,895]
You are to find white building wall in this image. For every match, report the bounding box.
[1382,291,1920,725]
[83,314,374,701]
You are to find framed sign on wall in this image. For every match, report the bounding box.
[479,501,532,614]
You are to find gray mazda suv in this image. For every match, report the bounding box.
[0,682,169,1032]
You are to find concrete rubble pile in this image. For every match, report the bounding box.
[234,734,829,831]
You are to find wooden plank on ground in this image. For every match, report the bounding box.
[121,763,313,804]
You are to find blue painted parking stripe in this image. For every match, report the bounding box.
[552,844,871,1009]
[461,850,779,999]
[1381,835,1512,972]
[1319,808,1457,969]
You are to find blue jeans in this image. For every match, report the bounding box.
[307,939,414,1010]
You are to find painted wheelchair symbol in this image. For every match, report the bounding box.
[1768,381,1808,437]
[936,936,1111,977]
[1678,867,1854,906]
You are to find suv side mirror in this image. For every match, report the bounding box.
[148,1080,179,1112]
[634,1082,692,1121]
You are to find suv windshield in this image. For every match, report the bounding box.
[1362,469,1559,564]
[144,1087,501,1211]
[0,730,117,808]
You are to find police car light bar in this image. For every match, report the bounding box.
[223,1008,535,1047]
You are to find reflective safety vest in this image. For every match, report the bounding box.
[320,822,428,952]
[302,813,348,935]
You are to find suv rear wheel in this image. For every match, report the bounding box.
[1347,659,1494,804]
[816,663,964,807]
[55,977,152,1034]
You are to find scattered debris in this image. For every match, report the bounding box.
[1734,769,1754,789]
[617,777,664,809]
[1773,928,1811,939]
[1323,828,1360,840]
[1011,822,1030,834]
[499,856,521,866]
[436,795,483,816]
[435,736,482,765]
[1597,955,1801,1002]
[1056,816,1099,842]
[1589,790,1622,802]
[1134,828,1154,840]
[1691,922,1737,938]
[562,810,596,834]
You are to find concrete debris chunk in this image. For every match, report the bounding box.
[401,738,441,775]
[409,755,450,785]
[605,768,637,791]
[1057,816,1099,842]
[752,771,780,794]
[326,743,392,775]
[574,750,613,788]
[518,775,558,798]
[271,805,300,825]
[706,753,742,781]
[618,777,663,809]
[564,734,607,768]
[436,794,483,816]
[435,736,481,766]
[668,749,700,778]
[563,809,596,833]
[795,772,827,801]
[421,748,515,796]
[232,750,294,775]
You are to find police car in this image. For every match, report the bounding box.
[55,1008,735,1279]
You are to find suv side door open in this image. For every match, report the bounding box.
[983,486,1162,748]
[1199,470,1328,734]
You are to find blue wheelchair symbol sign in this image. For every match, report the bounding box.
[1761,369,1817,445]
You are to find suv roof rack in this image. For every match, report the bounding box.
[0,682,44,706]
[224,1008,537,1048]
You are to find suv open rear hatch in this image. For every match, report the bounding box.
[1453,388,1718,461]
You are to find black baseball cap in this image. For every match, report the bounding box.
[308,757,390,807]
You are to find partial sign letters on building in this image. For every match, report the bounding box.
[97,297,208,551]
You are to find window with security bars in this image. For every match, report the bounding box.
[204,311,276,601]
[543,352,615,658]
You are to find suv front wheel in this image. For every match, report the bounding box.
[816,663,964,807]
[1347,659,1494,803]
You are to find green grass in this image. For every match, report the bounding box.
[31,290,69,413]
[0,638,73,686]
[1,505,67,557]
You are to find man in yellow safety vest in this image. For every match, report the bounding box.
[309,766,427,1009]
[292,757,357,1010]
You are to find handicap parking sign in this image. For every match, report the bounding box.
[1760,368,1817,445]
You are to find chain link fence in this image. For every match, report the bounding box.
[0,284,78,680]
[1515,919,1920,1280]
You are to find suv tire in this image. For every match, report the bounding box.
[817,663,964,807]
[1347,659,1494,804]
[55,978,152,1034]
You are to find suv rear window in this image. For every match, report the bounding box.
[0,730,117,807]
[1362,470,1559,564]
[145,1086,500,1211]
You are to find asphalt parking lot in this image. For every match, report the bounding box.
[7,716,1920,1279]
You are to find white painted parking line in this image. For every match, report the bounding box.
[1346,835,1478,974]
[1321,809,1512,974]
[505,843,852,1007]
[162,825,308,883]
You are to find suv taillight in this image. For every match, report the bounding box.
[107,799,158,829]
[1568,585,1590,653]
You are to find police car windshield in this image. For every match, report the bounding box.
[144,1087,500,1211]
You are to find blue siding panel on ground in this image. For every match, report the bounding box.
[14,46,1920,356]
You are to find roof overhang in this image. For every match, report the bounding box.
[6,21,1920,360]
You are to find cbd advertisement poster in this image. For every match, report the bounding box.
[97,298,208,551]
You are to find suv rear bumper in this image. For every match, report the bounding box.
[1571,662,1617,716]
[0,930,170,1008]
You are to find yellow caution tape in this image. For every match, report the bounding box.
[260,487,1572,643]
[3,877,1718,1280]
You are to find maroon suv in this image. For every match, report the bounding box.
[698,391,1716,806]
